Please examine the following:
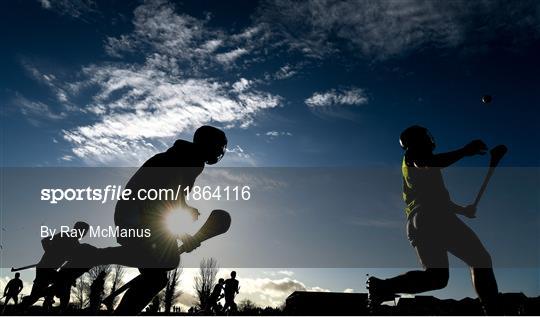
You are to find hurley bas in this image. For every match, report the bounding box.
[41,225,151,240]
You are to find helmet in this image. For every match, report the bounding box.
[399,125,435,150]
[74,221,90,238]
[193,126,227,165]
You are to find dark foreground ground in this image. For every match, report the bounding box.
[284,291,540,315]
[2,292,539,315]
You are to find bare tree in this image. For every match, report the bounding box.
[67,266,112,311]
[194,257,218,309]
[71,265,111,311]
[108,264,126,309]
[164,266,183,313]
[86,266,111,297]
[72,276,88,310]
[88,270,107,313]
[87,265,111,281]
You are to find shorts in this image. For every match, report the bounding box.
[406,209,493,268]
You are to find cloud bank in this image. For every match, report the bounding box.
[57,0,281,164]
[257,0,540,59]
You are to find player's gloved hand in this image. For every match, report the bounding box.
[180,234,201,253]
[188,206,200,221]
[463,140,487,156]
[460,204,477,218]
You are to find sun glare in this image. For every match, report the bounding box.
[163,209,196,236]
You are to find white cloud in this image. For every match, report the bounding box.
[225,145,250,159]
[256,0,540,59]
[305,87,368,108]
[309,286,331,293]
[221,144,259,166]
[48,1,283,165]
[62,66,280,164]
[200,168,288,191]
[103,1,209,64]
[231,276,329,308]
[232,26,263,41]
[277,270,294,277]
[216,48,249,65]
[132,1,203,58]
[38,0,51,9]
[22,62,72,104]
[264,270,295,277]
[37,0,97,18]
[264,131,292,139]
[61,155,74,161]
[104,35,136,58]
[232,78,252,93]
[15,94,66,124]
[274,64,297,80]
[201,39,223,53]
[103,0,254,69]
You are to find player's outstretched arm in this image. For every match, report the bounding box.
[416,140,487,168]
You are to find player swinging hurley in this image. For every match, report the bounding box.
[368,125,505,315]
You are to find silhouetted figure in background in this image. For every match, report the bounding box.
[53,126,227,315]
[368,126,499,314]
[88,271,107,314]
[19,221,89,311]
[2,273,23,313]
[207,278,225,313]
[223,271,239,313]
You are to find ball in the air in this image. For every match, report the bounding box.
[482,95,492,104]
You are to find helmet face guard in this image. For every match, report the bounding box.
[206,143,227,165]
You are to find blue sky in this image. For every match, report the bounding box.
[1,0,539,309]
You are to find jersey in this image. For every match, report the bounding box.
[114,140,204,245]
[402,153,452,217]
